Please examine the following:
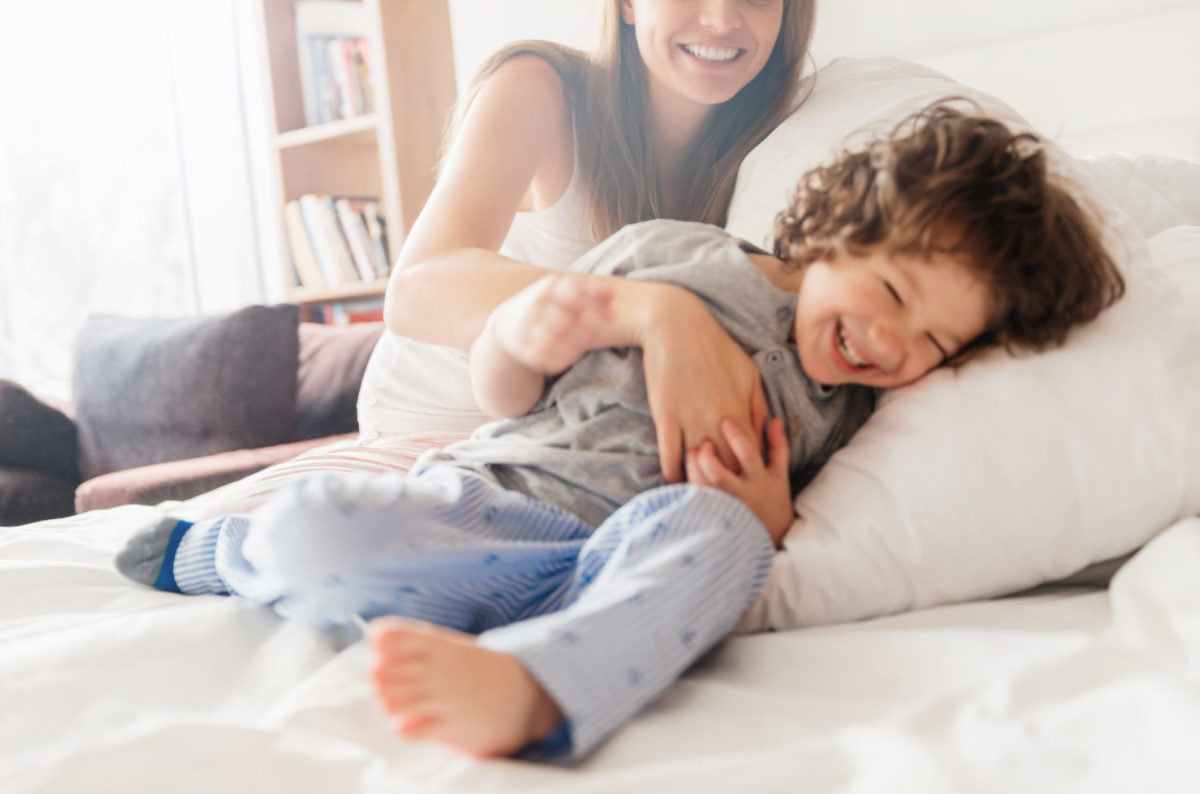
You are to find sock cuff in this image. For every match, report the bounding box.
[152,519,195,593]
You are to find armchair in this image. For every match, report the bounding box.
[0,304,383,525]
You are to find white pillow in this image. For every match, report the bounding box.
[729,58,1200,631]
[1078,153,1200,239]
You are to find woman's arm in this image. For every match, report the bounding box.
[384,55,573,349]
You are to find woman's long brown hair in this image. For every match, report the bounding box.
[445,0,817,241]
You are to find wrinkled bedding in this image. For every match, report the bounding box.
[4,505,1200,793]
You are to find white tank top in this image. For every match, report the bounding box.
[356,165,594,441]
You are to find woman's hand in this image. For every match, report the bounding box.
[686,418,793,547]
[641,290,768,483]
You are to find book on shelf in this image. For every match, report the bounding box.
[334,197,380,281]
[284,193,391,290]
[361,201,391,277]
[314,296,385,326]
[283,200,326,289]
[295,1,375,126]
[297,194,355,286]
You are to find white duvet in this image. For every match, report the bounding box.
[4,505,1200,793]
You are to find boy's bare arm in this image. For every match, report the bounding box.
[470,274,614,420]
[470,322,547,419]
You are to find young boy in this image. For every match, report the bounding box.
[115,102,1124,763]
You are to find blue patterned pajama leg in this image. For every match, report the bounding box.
[173,467,594,630]
[479,484,775,762]
[167,470,774,763]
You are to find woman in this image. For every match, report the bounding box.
[182,0,816,521]
[358,0,817,482]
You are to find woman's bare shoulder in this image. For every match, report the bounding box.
[457,53,574,156]
[482,53,572,111]
[461,53,576,208]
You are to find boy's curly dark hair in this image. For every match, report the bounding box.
[773,99,1125,361]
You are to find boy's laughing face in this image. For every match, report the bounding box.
[793,242,993,389]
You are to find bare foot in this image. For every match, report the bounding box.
[367,618,564,758]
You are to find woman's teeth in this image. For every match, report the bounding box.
[837,324,869,367]
[682,44,740,62]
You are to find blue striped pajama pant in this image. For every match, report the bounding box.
[171,466,775,761]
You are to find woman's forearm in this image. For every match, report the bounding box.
[386,251,695,354]
[385,249,548,349]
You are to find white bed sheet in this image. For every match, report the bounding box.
[5,505,1200,793]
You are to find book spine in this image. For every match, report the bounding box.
[343,38,364,117]
[298,194,345,286]
[361,201,391,278]
[300,36,321,127]
[313,37,337,124]
[340,296,385,324]
[335,198,379,281]
[353,38,375,114]
[318,195,361,282]
[327,37,352,120]
[283,200,327,289]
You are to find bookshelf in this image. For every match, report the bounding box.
[257,0,457,321]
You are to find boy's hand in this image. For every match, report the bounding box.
[489,273,614,375]
[685,417,792,547]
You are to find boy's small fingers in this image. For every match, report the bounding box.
[589,284,615,309]
[696,452,724,488]
[685,450,709,487]
[697,442,738,489]
[720,418,761,472]
[548,273,583,297]
[555,277,613,316]
[767,418,790,472]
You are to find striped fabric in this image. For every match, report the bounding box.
[169,468,774,761]
[175,431,469,521]
[482,484,775,761]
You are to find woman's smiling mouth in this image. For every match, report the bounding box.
[680,43,743,62]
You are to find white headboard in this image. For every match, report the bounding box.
[447,0,1200,160]
[810,0,1200,160]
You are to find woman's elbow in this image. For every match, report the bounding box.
[383,266,419,336]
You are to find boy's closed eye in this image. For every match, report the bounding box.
[884,277,949,364]
[928,334,948,363]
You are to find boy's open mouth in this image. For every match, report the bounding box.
[836,321,871,369]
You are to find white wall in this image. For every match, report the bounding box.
[0,0,265,400]
[447,1,592,91]
[809,0,1200,159]
[446,0,1200,159]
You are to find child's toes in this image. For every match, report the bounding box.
[368,619,433,657]
[372,660,432,708]
[393,709,438,739]
[371,650,430,692]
